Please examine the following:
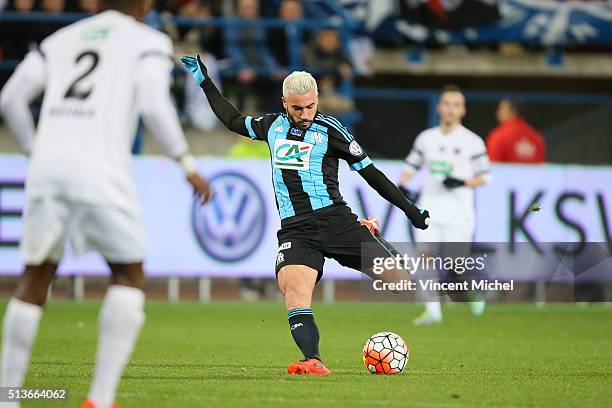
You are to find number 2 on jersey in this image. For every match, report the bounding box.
[64,50,99,100]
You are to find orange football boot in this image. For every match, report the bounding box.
[360,217,381,236]
[287,358,331,375]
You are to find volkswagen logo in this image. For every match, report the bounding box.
[192,172,266,262]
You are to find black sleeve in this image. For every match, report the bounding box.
[327,126,372,171]
[200,80,268,141]
[358,164,421,219]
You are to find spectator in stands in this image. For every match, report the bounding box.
[224,0,284,112]
[486,99,546,163]
[175,0,222,58]
[75,0,99,14]
[303,28,354,114]
[40,0,65,13]
[268,0,305,67]
[36,0,69,40]
[0,0,38,61]
[163,0,223,132]
[303,28,353,87]
[9,0,35,13]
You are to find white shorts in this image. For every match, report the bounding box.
[414,221,474,258]
[21,197,146,265]
[414,221,474,243]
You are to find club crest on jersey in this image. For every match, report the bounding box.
[290,128,302,136]
[349,140,363,157]
[312,132,323,143]
[273,139,312,170]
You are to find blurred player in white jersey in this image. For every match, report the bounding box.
[399,85,491,325]
[0,1,212,407]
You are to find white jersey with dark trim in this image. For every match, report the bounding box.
[13,10,185,211]
[405,125,490,226]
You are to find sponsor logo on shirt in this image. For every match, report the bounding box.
[81,26,110,41]
[290,128,302,136]
[273,139,313,170]
[429,161,453,176]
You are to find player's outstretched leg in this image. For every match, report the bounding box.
[413,302,443,326]
[277,265,330,375]
[470,300,486,316]
[83,263,145,408]
[1,262,56,407]
[413,248,443,325]
[359,217,414,293]
[359,217,441,324]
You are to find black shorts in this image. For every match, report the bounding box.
[275,205,395,282]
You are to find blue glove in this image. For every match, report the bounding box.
[180,54,208,86]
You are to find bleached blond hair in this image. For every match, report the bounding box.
[282,71,318,99]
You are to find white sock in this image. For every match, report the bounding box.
[1,298,43,388]
[425,301,442,321]
[87,285,145,408]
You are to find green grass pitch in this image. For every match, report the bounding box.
[2,301,611,407]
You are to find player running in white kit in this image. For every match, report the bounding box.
[399,85,491,325]
[0,1,212,407]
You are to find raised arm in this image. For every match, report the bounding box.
[325,122,430,230]
[180,55,254,138]
[359,164,429,230]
